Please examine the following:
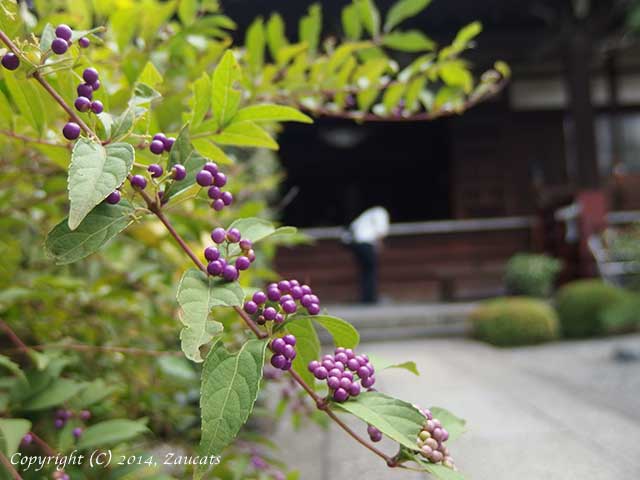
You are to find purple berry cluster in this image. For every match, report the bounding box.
[149,132,175,155]
[269,334,297,371]
[243,279,321,323]
[205,227,255,282]
[64,67,103,141]
[196,162,233,212]
[415,406,455,469]
[53,408,91,436]
[308,348,375,403]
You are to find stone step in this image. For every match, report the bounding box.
[319,302,476,342]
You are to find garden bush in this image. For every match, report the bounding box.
[599,293,640,334]
[555,280,628,338]
[471,297,559,347]
[504,253,562,297]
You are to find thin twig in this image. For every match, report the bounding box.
[8,343,183,357]
[30,432,57,457]
[0,320,31,358]
[0,130,70,148]
[0,450,22,480]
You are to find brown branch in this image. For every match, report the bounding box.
[0,130,70,148]
[0,320,31,358]
[30,432,57,457]
[0,450,22,480]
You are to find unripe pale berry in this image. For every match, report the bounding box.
[211,228,226,243]
[1,53,19,70]
[63,122,81,140]
[148,163,163,178]
[130,174,147,189]
[172,164,186,180]
[90,100,103,114]
[75,96,91,112]
[83,68,99,84]
[106,190,121,204]
[150,140,165,155]
[52,38,69,54]
[78,37,90,48]
[55,24,73,41]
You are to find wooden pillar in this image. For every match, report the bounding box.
[564,27,608,276]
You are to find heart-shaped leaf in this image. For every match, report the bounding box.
[67,139,134,230]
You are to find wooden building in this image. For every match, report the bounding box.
[223,0,640,301]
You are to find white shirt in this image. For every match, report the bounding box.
[348,207,390,244]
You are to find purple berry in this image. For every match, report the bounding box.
[348,382,361,396]
[52,38,69,54]
[283,334,296,346]
[263,307,277,321]
[150,139,165,155]
[243,301,258,314]
[211,228,226,243]
[301,285,312,295]
[290,286,304,299]
[271,354,286,369]
[267,288,281,301]
[208,186,222,199]
[164,137,175,151]
[283,344,296,359]
[314,366,328,379]
[301,294,313,308]
[275,313,284,323]
[54,418,65,429]
[78,37,90,48]
[334,361,345,371]
[82,67,99,84]
[106,190,121,204]
[62,122,81,140]
[279,294,293,304]
[21,433,33,445]
[77,83,93,99]
[308,360,321,372]
[130,174,147,189]
[212,199,224,211]
[148,163,163,178]
[253,291,267,304]
[153,133,167,143]
[1,53,19,70]
[333,388,349,402]
[361,375,375,388]
[91,80,101,91]
[72,427,83,439]
[270,338,286,354]
[222,265,239,281]
[239,239,253,251]
[221,191,233,206]
[335,352,348,364]
[226,228,241,243]
[340,377,352,390]
[308,294,320,304]
[203,162,218,175]
[327,376,340,389]
[357,366,370,379]
[329,368,342,378]
[55,24,73,41]
[307,303,321,315]
[74,96,90,112]
[171,164,186,180]
[282,300,297,314]
[342,370,353,380]
[278,280,291,293]
[79,410,91,420]
[236,256,250,270]
[196,170,214,186]
[368,426,382,442]
[213,172,227,187]
[204,246,220,261]
[90,100,103,114]
[207,260,223,276]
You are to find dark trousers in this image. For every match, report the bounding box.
[349,242,378,303]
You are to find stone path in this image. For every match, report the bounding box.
[271,334,640,479]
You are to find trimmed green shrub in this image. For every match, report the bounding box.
[555,280,628,338]
[599,294,640,334]
[504,253,563,297]
[471,297,559,347]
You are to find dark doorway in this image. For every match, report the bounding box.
[279,118,452,227]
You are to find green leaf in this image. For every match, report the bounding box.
[335,391,424,449]
[415,458,465,480]
[45,201,134,264]
[307,315,359,349]
[110,106,136,140]
[191,138,233,164]
[190,73,212,129]
[284,318,320,389]
[266,13,288,58]
[131,83,161,106]
[176,269,243,362]
[165,126,207,199]
[225,217,290,256]
[355,0,380,37]
[454,21,482,47]
[342,4,362,40]
[0,355,25,382]
[137,61,163,88]
[212,50,242,128]
[232,104,312,124]
[246,17,265,75]
[440,61,473,93]
[178,0,198,25]
[213,121,278,150]
[299,3,322,55]
[4,71,45,135]
[386,360,419,375]
[382,30,435,52]
[76,420,149,449]
[382,82,406,112]
[198,339,267,477]
[67,140,134,230]
[157,356,198,382]
[21,378,86,411]
[39,23,56,52]
[430,407,465,441]
[69,379,115,409]
[384,0,431,32]
[0,419,31,457]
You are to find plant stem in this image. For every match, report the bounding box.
[0,450,22,480]
[30,432,58,457]
[10,343,183,357]
[0,320,31,359]
[0,130,70,148]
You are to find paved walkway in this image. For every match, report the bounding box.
[271,334,640,479]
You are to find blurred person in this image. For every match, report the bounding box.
[342,206,390,304]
